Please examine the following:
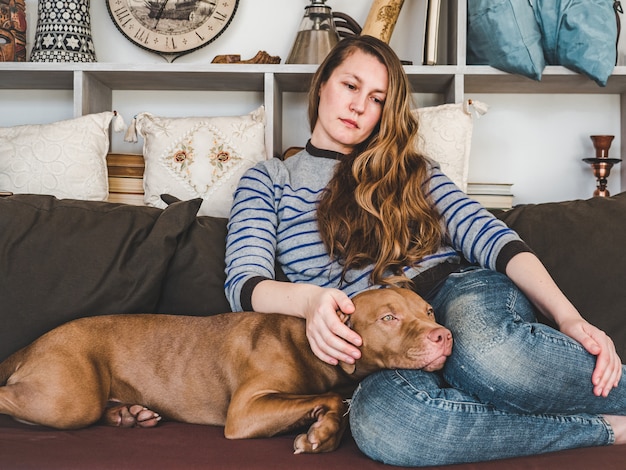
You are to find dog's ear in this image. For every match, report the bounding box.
[336,310,353,329]
[336,310,356,374]
[339,360,356,375]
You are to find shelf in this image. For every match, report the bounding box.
[6,62,626,95]
[1,0,624,192]
[85,64,268,92]
[0,63,460,94]
[0,63,76,89]
[464,65,626,94]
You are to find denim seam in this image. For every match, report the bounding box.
[532,327,587,353]
[599,415,616,445]
[392,370,495,411]
[391,370,615,433]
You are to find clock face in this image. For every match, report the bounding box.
[106,0,239,56]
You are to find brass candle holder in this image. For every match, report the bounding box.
[582,135,621,197]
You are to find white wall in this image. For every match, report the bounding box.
[5,0,623,204]
[469,94,621,203]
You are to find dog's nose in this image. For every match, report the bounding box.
[427,327,452,346]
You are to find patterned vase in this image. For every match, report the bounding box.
[30,0,96,62]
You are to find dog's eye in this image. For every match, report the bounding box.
[381,314,396,322]
[427,308,435,318]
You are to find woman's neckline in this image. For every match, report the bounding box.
[306,140,347,161]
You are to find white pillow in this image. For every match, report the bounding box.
[134,106,267,218]
[414,100,488,192]
[0,112,114,200]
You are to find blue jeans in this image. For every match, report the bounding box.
[349,268,626,466]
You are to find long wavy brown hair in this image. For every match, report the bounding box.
[313,36,445,287]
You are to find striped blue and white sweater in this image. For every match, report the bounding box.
[225,142,529,312]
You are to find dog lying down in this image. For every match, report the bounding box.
[0,287,452,454]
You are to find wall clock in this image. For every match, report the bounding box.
[106,0,239,59]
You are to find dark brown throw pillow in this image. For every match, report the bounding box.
[0,195,202,361]
[154,195,291,315]
[496,192,626,358]
[155,214,232,316]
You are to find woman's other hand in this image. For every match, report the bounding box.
[559,318,622,397]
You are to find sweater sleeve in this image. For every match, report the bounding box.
[224,161,281,311]
[425,166,532,273]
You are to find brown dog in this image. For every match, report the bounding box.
[0,288,452,454]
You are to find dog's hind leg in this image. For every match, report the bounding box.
[0,349,108,429]
[0,379,105,429]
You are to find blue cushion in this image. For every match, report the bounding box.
[467,0,546,80]
[532,0,617,86]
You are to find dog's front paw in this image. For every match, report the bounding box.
[292,406,346,454]
[293,425,341,454]
[102,403,161,428]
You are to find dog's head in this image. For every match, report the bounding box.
[338,288,453,377]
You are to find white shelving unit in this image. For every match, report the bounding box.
[1,0,624,189]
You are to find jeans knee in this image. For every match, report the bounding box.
[349,370,466,467]
[434,269,541,384]
[350,372,420,466]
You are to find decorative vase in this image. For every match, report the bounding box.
[361,0,405,43]
[30,0,96,62]
[582,135,622,197]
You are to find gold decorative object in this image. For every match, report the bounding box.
[582,135,622,197]
[212,51,281,64]
[361,0,405,43]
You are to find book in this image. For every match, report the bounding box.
[108,176,144,194]
[467,182,514,209]
[468,193,514,210]
[423,0,441,65]
[106,153,145,178]
[467,182,514,196]
[106,192,145,206]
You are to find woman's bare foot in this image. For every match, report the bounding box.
[603,415,626,444]
[102,403,161,428]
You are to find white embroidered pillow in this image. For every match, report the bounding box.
[135,106,267,218]
[414,100,488,192]
[0,112,114,200]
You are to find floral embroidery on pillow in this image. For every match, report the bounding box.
[159,124,244,198]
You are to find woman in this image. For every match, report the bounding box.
[224,35,626,466]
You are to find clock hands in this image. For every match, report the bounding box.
[153,0,169,30]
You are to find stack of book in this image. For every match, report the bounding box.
[106,153,145,205]
[467,183,514,210]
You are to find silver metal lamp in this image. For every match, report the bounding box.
[286,0,340,64]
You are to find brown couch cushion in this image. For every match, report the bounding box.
[0,195,202,361]
[1,414,626,470]
[496,192,626,358]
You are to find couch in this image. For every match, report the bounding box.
[1,190,626,469]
